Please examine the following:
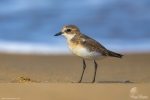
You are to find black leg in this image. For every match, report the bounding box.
[78,59,86,83]
[92,60,98,83]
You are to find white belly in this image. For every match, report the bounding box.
[68,44,105,60]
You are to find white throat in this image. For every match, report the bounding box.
[62,33,76,40]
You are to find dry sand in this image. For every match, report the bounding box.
[0,53,150,100]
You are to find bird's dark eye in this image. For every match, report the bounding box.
[66,29,71,32]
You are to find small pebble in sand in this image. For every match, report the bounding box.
[123,80,131,83]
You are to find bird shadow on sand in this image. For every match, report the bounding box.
[71,80,133,83]
[97,80,134,83]
[71,81,96,83]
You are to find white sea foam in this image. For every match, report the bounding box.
[0,40,149,55]
[0,41,70,55]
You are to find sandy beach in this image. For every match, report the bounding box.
[0,53,150,100]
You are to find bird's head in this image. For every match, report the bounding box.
[54,25,80,40]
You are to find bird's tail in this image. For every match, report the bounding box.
[107,50,123,58]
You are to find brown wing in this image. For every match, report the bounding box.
[79,34,110,56]
[70,34,123,58]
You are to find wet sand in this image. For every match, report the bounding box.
[0,53,150,100]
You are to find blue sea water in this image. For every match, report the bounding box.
[0,0,150,54]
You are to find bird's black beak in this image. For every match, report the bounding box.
[54,32,62,36]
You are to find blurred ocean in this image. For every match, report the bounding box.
[0,0,150,54]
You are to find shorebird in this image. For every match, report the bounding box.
[54,25,123,83]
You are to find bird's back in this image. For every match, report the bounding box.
[69,33,123,58]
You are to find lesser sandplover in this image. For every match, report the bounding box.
[54,25,123,83]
